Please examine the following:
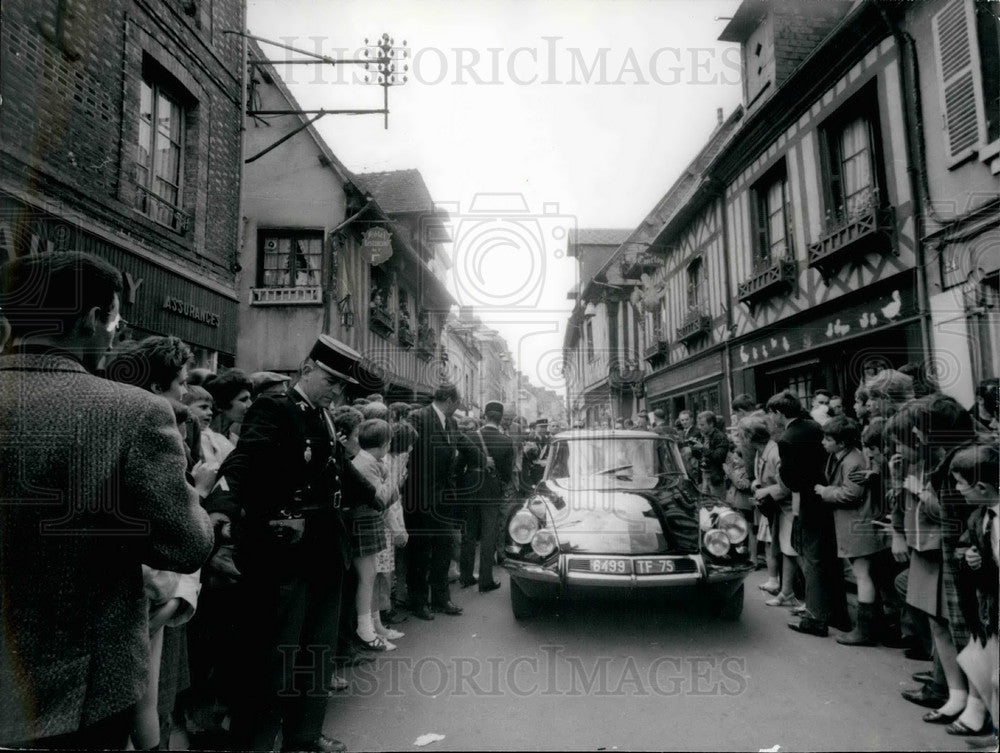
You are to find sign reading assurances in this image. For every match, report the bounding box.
[362,227,393,266]
[163,295,221,327]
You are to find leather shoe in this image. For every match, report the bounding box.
[911,670,934,685]
[478,581,501,593]
[431,600,463,615]
[410,604,435,621]
[924,708,962,724]
[901,685,948,708]
[459,576,479,588]
[788,617,828,637]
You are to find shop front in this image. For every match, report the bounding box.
[644,347,728,425]
[0,194,239,367]
[729,272,924,411]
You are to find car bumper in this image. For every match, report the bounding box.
[503,554,752,599]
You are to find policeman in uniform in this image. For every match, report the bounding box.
[208,336,371,753]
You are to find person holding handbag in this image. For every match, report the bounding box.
[742,414,799,608]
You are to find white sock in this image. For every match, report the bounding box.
[357,613,376,642]
[938,689,969,716]
[957,694,986,728]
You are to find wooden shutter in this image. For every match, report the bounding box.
[932,0,986,165]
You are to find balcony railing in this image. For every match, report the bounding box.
[677,309,712,346]
[369,305,395,337]
[737,256,797,312]
[808,189,895,283]
[250,286,322,306]
[134,183,192,234]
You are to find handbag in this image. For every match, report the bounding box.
[790,514,804,553]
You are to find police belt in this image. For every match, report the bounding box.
[272,490,346,520]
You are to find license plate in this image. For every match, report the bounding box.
[589,558,631,575]
[634,558,677,575]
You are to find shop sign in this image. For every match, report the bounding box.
[645,351,723,399]
[0,195,237,352]
[734,282,916,369]
[163,295,221,327]
[362,227,393,266]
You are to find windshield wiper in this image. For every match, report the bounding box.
[595,464,634,476]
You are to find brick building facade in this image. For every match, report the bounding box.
[1,0,245,365]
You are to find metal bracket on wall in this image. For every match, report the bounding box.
[223,30,409,163]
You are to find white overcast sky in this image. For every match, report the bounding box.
[246,0,743,395]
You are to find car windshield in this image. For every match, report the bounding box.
[546,436,685,490]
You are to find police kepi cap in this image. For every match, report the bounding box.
[308,334,361,384]
[531,418,548,428]
[484,400,504,416]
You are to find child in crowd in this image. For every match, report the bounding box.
[815,415,887,646]
[949,443,999,736]
[350,419,405,651]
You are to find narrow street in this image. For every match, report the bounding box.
[321,569,972,752]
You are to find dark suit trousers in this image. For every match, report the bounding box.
[230,565,344,751]
[406,519,454,607]
[459,503,500,584]
[799,503,849,628]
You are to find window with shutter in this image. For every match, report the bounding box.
[932,0,987,166]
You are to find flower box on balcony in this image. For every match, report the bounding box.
[737,258,797,312]
[808,198,895,284]
[369,306,395,337]
[250,286,323,306]
[677,311,711,346]
[398,324,415,348]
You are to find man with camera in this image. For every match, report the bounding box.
[208,335,372,753]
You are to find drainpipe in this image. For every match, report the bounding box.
[711,176,736,420]
[873,0,934,362]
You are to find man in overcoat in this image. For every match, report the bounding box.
[404,383,463,619]
[767,390,851,637]
[209,335,371,753]
[458,401,515,591]
[0,251,214,749]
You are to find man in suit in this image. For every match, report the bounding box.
[767,390,851,637]
[458,401,515,592]
[209,335,370,753]
[522,418,552,488]
[404,383,463,619]
[690,410,730,498]
[0,251,214,749]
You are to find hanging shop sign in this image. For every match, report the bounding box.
[361,227,393,266]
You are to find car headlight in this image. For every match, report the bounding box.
[527,496,548,522]
[718,511,749,544]
[509,509,540,545]
[531,529,557,557]
[703,529,731,557]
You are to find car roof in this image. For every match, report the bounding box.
[551,429,666,440]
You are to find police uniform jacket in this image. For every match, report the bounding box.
[208,390,362,577]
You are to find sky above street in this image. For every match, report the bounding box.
[246,0,743,397]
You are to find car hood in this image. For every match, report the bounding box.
[541,478,700,555]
